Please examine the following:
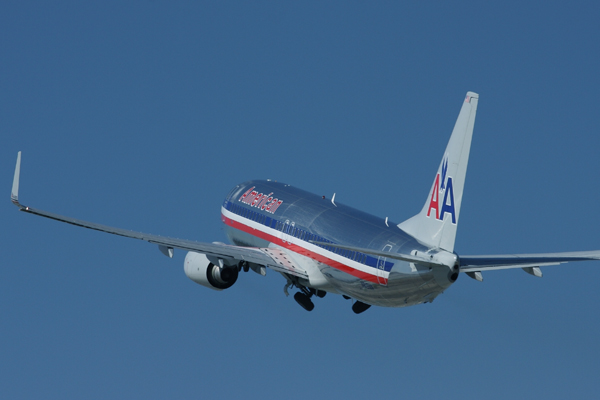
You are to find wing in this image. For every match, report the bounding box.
[10,152,308,279]
[309,240,600,277]
[459,252,600,272]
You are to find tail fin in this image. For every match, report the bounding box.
[398,92,479,251]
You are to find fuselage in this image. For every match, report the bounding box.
[221,180,457,307]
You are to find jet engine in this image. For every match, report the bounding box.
[184,251,239,291]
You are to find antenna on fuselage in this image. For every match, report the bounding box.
[331,193,337,207]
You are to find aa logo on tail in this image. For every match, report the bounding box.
[426,155,456,224]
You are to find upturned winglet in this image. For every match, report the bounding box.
[11,151,22,207]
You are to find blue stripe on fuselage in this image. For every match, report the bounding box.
[223,199,388,270]
[223,180,426,273]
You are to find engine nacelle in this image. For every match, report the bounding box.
[184,251,239,291]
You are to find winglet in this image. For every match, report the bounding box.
[11,151,22,206]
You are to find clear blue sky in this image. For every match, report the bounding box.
[2,2,600,398]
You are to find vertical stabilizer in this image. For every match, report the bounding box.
[398,92,478,251]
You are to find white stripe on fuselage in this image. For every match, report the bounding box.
[221,206,390,279]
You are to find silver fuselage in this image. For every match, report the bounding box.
[222,180,456,307]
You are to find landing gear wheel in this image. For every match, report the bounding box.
[308,288,326,298]
[238,261,250,273]
[294,292,315,312]
[352,301,371,314]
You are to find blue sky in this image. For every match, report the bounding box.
[2,1,600,398]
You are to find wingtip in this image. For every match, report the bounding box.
[11,151,21,206]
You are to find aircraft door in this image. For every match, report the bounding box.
[280,220,295,245]
[376,244,393,285]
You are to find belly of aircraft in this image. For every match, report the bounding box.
[319,265,443,307]
[225,225,444,308]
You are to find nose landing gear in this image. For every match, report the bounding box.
[342,294,371,314]
[351,301,371,314]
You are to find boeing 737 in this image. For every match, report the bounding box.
[11,92,600,314]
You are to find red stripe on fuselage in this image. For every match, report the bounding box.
[221,212,386,284]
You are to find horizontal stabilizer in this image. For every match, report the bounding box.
[459,251,600,273]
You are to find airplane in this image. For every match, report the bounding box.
[11,91,600,314]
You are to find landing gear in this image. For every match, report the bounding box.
[237,261,250,272]
[286,279,324,312]
[342,295,370,314]
[352,301,371,314]
[294,292,315,311]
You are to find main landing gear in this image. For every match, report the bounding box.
[292,286,326,312]
[294,292,314,311]
[284,279,370,314]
